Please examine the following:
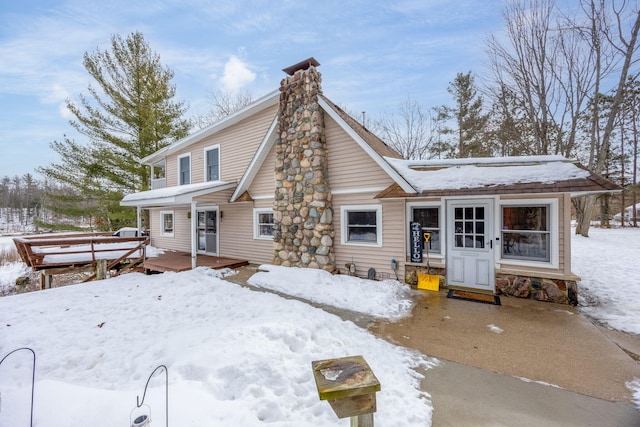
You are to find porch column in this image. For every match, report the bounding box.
[136,206,142,235]
[191,202,197,270]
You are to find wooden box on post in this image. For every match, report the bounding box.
[311,355,381,426]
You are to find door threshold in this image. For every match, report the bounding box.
[445,285,496,295]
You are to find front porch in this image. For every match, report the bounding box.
[144,251,249,273]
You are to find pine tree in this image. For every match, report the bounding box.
[438,72,489,158]
[39,32,190,230]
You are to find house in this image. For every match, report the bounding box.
[121,58,619,305]
[614,202,640,223]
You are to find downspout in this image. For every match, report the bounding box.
[191,202,197,270]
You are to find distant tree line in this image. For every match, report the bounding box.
[0,174,103,231]
[0,174,43,227]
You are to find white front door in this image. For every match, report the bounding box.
[196,209,218,255]
[446,199,495,291]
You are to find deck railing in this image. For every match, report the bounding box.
[13,233,150,271]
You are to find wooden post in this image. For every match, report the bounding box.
[351,413,374,427]
[39,272,53,290]
[96,259,107,280]
[312,355,380,427]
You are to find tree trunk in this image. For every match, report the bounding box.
[574,195,596,236]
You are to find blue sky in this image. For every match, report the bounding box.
[0,0,506,178]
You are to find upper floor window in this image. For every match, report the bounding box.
[205,145,220,182]
[178,154,191,185]
[151,159,166,189]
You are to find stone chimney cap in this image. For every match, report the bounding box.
[282,57,320,76]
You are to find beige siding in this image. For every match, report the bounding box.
[219,203,274,264]
[167,105,278,186]
[149,207,191,252]
[248,143,277,198]
[325,115,395,192]
[194,188,235,204]
[332,193,406,279]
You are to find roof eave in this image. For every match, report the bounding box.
[141,90,280,165]
[230,116,279,202]
[120,182,237,208]
[317,97,416,194]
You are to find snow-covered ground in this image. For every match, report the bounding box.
[1,227,639,424]
[0,267,434,426]
[572,227,640,334]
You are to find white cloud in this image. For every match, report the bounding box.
[219,55,256,93]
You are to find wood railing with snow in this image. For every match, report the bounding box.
[13,233,149,274]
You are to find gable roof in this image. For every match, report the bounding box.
[384,156,621,197]
[230,95,416,201]
[317,96,415,193]
[140,90,279,165]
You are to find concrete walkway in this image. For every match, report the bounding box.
[370,289,640,426]
[228,266,640,425]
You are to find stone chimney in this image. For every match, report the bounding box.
[272,58,336,272]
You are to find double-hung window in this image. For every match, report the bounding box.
[160,211,174,237]
[205,145,220,182]
[501,203,554,263]
[341,205,382,246]
[254,208,275,240]
[178,154,191,185]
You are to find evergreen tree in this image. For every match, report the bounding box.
[438,72,489,158]
[39,32,190,230]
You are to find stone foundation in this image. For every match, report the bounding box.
[404,264,578,305]
[404,264,446,288]
[496,274,578,305]
[272,63,335,272]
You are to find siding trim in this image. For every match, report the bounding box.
[230,116,278,202]
[318,97,416,194]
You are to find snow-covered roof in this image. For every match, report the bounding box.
[385,156,590,192]
[121,181,236,207]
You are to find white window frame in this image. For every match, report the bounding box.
[253,208,275,240]
[498,198,559,268]
[340,205,383,247]
[160,210,174,237]
[204,144,221,182]
[407,201,444,257]
[178,153,191,185]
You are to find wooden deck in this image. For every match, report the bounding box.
[143,251,249,273]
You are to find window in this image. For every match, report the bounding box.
[178,154,190,185]
[341,205,382,246]
[205,146,220,182]
[411,206,441,254]
[501,204,551,262]
[151,159,166,189]
[254,208,275,239]
[454,206,486,249]
[160,211,174,237]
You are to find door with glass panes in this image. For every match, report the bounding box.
[446,199,494,291]
[196,209,218,255]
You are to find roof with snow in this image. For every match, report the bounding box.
[121,181,236,207]
[379,156,621,198]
